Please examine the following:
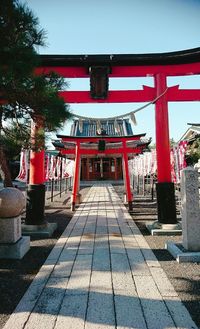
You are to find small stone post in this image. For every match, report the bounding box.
[181,167,200,251]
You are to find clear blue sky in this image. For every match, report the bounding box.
[24,0,200,143]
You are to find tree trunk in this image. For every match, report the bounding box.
[0,145,13,187]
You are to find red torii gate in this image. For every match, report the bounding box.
[30,47,200,225]
[54,134,148,211]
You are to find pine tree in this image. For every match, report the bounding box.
[0,0,71,186]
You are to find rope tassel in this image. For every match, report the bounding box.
[79,119,83,133]
[96,120,101,134]
[130,112,137,125]
[114,119,120,133]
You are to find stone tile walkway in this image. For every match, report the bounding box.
[3,184,198,329]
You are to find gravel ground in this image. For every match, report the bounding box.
[0,185,200,329]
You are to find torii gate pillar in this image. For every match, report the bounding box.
[122,141,133,211]
[25,116,46,225]
[71,142,81,211]
[155,73,177,224]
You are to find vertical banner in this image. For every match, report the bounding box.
[44,153,50,182]
[48,155,57,180]
[15,149,29,182]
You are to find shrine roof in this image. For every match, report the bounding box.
[70,119,133,137]
[39,47,200,66]
[56,133,146,141]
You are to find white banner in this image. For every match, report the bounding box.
[15,149,29,182]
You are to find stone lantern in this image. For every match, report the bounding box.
[0,188,30,259]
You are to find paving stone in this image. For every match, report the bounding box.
[86,291,115,329]
[126,247,150,276]
[132,231,161,268]
[89,270,113,294]
[66,254,93,294]
[114,295,147,329]
[93,248,110,271]
[45,240,66,261]
[24,277,67,329]
[134,275,175,329]
[164,296,198,329]
[51,253,76,278]
[55,292,88,329]
[149,267,178,297]
[94,236,109,249]
[112,264,147,329]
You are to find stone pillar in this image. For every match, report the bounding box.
[181,167,200,251]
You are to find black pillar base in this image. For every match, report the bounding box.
[25,184,46,225]
[128,201,133,211]
[156,182,177,224]
[71,202,75,212]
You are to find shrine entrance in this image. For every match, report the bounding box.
[81,157,123,181]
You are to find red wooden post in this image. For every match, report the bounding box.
[114,158,118,180]
[26,115,46,225]
[86,158,90,180]
[29,117,45,184]
[154,73,177,224]
[155,73,171,183]
[71,142,81,211]
[122,141,133,211]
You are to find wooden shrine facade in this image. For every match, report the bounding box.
[81,157,123,181]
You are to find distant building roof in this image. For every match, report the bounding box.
[179,125,200,142]
[70,119,133,137]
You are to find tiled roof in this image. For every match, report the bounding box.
[179,126,200,141]
[70,119,133,137]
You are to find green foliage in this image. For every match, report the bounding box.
[0,0,72,185]
[2,72,72,132]
[148,138,177,151]
[185,137,200,166]
[0,122,30,161]
[170,138,176,147]
[0,0,45,81]
[0,0,72,134]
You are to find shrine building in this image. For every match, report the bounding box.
[70,118,134,181]
[53,118,149,182]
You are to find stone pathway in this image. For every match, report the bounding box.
[3,184,198,329]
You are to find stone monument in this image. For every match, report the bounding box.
[181,167,200,251]
[166,167,200,262]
